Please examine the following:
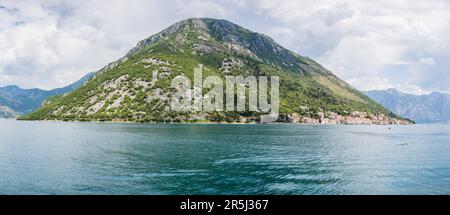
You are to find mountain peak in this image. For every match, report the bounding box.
[0,85,21,90]
[127,17,251,51]
[386,88,403,94]
[365,88,450,123]
[386,88,399,92]
[127,17,330,75]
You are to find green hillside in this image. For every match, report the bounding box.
[21,18,409,124]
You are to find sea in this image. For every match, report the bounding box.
[0,119,449,194]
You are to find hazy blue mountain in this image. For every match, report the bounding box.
[49,72,96,95]
[0,105,18,118]
[0,72,95,117]
[365,88,450,123]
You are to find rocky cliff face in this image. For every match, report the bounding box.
[22,18,409,124]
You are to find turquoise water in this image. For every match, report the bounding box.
[0,119,449,194]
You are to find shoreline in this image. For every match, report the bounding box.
[11,118,415,126]
[15,111,413,125]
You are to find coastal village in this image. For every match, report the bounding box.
[275,111,412,125]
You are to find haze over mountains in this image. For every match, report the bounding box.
[365,89,450,124]
[0,72,95,118]
[19,18,409,124]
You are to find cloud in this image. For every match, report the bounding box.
[176,0,229,17]
[0,0,226,89]
[406,53,450,93]
[238,0,450,94]
[0,0,449,94]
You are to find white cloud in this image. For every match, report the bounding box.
[0,0,201,89]
[346,76,395,91]
[176,0,229,17]
[418,57,436,66]
[0,0,450,94]
[239,0,450,94]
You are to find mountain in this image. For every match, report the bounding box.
[48,72,96,95]
[21,18,410,124]
[0,105,18,118]
[365,88,450,123]
[0,72,95,117]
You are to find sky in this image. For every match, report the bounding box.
[0,0,449,94]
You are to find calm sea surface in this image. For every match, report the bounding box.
[0,119,449,194]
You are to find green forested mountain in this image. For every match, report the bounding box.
[21,18,407,123]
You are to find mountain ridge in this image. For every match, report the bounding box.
[21,18,410,124]
[365,89,450,123]
[0,72,95,117]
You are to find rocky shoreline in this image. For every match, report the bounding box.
[182,110,412,125]
[15,110,412,125]
[274,111,413,125]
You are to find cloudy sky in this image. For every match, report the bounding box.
[0,0,449,94]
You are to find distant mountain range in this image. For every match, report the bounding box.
[365,88,450,123]
[0,72,95,118]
